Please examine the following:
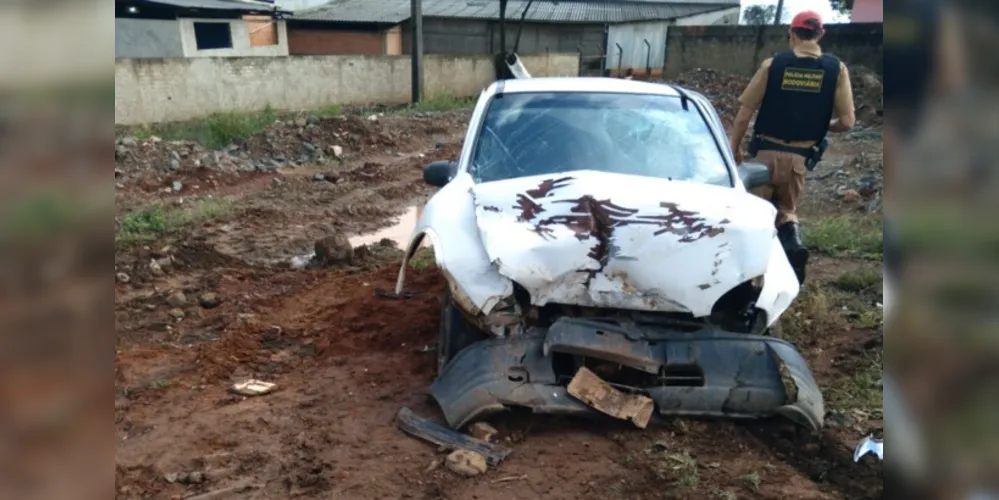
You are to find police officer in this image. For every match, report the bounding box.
[728,10,855,284]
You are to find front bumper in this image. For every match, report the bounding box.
[431,317,824,430]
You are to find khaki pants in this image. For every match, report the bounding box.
[748,150,807,226]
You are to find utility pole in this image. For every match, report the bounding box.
[773,0,784,24]
[410,0,423,103]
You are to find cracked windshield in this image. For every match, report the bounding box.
[471,91,731,186]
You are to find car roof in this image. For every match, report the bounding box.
[494,77,685,97]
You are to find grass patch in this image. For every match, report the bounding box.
[779,287,849,343]
[408,246,437,270]
[116,198,235,247]
[804,215,883,260]
[713,489,738,500]
[129,107,278,149]
[833,268,883,293]
[738,472,762,492]
[827,349,883,411]
[648,449,700,489]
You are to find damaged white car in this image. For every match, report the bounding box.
[394,77,824,431]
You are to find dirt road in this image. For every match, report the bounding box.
[115,92,884,499]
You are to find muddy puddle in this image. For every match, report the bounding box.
[348,205,424,247]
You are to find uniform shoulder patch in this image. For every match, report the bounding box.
[780,67,824,93]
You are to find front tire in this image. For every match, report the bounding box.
[437,291,487,375]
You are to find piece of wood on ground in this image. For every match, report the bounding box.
[566,366,655,428]
[395,407,511,466]
[230,379,277,396]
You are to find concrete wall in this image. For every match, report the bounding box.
[114,53,580,125]
[663,23,883,77]
[179,18,289,57]
[116,18,185,59]
[606,21,669,73]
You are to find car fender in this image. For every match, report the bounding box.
[755,238,800,327]
[395,172,514,316]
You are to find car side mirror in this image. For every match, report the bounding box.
[423,160,457,187]
[737,162,770,190]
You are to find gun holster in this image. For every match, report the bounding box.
[804,138,829,172]
[750,136,828,172]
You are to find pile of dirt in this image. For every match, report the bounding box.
[850,66,884,126]
[674,68,751,126]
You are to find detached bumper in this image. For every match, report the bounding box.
[431,317,824,430]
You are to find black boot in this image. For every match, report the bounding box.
[778,221,809,285]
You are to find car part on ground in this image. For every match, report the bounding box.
[395,407,511,465]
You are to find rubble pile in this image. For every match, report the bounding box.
[849,66,883,126]
[674,68,751,125]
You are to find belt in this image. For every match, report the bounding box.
[756,138,814,158]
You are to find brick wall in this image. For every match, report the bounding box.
[287,28,385,55]
[664,23,884,77]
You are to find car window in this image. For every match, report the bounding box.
[469,91,731,187]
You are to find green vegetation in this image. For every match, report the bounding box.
[833,267,883,292]
[827,349,883,411]
[117,198,235,247]
[407,247,437,270]
[738,472,762,493]
[130,107,278,149]
[804,215,883,260]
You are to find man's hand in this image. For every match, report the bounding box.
[731,145,744,164]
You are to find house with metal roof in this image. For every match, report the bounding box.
[115,0,292,59]
[286,0,739,76]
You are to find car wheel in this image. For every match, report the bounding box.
[437,291,487,375]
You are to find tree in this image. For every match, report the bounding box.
[741,4,778,25]
[829,0,855,15]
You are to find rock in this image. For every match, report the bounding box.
[149,259,164,276]
[156,257,174,273]
[331,145,344,159]
[468,422,498,442]
[115,145,129,159]
[445,450,488,477]
[312,173,325,182]
[302,142,317,153]
[186,471,205,484]
[168,308,185,320]
[274,154,286,162]
[116,272,131,284]
[271,177,283,186]
[120,136,137,147]
[169,158,181,171]
[151,245,173,258]
[116,182,125,190]
[295,118,307,127]
[172,180,183,192]
[199,292,221,309]
[856,175,880,197]
[166,291,187,307]
[842,189,861,203]
[366,114,378,122]
[164,472,180,483]
[314,233,354,265]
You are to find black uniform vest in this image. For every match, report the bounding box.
[883,0,939,110]
[753,51,840,143]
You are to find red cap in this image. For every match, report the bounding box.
[790,10,823,30]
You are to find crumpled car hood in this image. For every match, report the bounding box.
[470,170,778,317]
